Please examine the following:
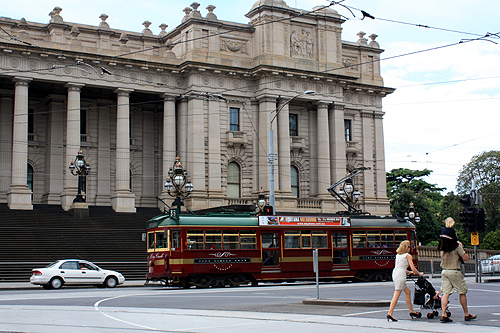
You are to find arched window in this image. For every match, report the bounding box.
[291,166,299,197]
[227,162,241,198]
[27,164,34,192]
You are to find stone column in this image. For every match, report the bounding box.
[207,99,222,195]
[0,94,13,202]
[42,95,65,204]
[329,103,347,184]
[61,83,83,210]
[257,96,275,195]
[96,101,111,206]
[374,112,390,214]
[111,88,136,213]
[161,94,176,199]
[361,111,375,200]
[277,101,292,195]
[316,102,331,197]
[308,106,318,196]
[177,98,188,160]
[186,96,205,203]
[251,100,260,193]
[7,78,32,210]
[141,110,155,205]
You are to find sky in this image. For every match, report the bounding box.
[2,0,499,194]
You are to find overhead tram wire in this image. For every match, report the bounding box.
[328,1,489,38]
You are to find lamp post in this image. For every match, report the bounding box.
[164,156,193,214]
[69,150,90,203]
[269,90,315,211]
[338,178,361,214]
[404,202,421,224]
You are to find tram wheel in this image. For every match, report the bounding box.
[198,275,210,288]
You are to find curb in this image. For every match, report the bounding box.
[303,298,390,307]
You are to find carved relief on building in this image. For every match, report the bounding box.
[290,27,313,59]
[342,56,358,70]
[220,38,248,54]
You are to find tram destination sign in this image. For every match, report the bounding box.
[259,216,349,226]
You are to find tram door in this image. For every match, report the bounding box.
[331,232,350,270]
[261,232,280,268]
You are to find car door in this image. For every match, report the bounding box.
[78,262,103,284]
[58,261,82,284]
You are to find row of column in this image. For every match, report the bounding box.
[257,96,386,205]
[4,78,139,212]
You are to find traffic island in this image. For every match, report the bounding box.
[303,298,390,307]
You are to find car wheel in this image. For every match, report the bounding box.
[50,277,63,289]
[42,284,51,290]
[105,276,118,288]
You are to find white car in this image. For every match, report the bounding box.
[30,259,125,289]
[481,255,500,274]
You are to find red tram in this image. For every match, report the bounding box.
[145,212,417,287]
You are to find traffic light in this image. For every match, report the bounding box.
[460,207,477,232]
[476,208,486,232]
[459,194,472,207]
[262,205,274,216]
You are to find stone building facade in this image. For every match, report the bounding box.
[0,1,394,214]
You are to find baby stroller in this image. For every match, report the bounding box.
[413,276,451,319]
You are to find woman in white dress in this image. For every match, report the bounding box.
[387,240,424,321]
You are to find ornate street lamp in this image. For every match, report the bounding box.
[69,150,90,203]
[164,156,193,212]
[338,178,361,214]
[256,188,267,213]
[405,202,421,223]
[269,90,315,210]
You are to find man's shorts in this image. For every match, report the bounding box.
[441,269,468,295]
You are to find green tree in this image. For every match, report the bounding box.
[438,192,471,247]
[457,150,500,232]
[482,230,500,250]
[386,168,445,245]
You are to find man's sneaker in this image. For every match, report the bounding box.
[464,314,477,321]
[440,316,453,323]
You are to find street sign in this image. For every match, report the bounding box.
[471,231,479,246]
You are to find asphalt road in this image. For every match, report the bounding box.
[0,277,498,332]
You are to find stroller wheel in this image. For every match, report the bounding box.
[446,310,451,317]
[427,313,434,319]
[433,310,439,316]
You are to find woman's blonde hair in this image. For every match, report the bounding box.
[444,217,455,228]
[396,240,410,254]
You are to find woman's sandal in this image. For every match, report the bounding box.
[387,314,398,322]
[410,312,422,319]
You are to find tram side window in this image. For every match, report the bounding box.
[262,233,279,248]
[312,231,328,248]
[332,232,347,248]
[301,231,312,248]
[155,231,168,249]
[187,230,204,249]
[367,231,381,248]
[381,232,395,248]
[147,232,155,250]
[205,230,222,249]
[395,231,408,246]
[353,231,367,248]
[240,230,257,249]
[171,230,181,249]
[223,231,239,249]
[284,231,300,248]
